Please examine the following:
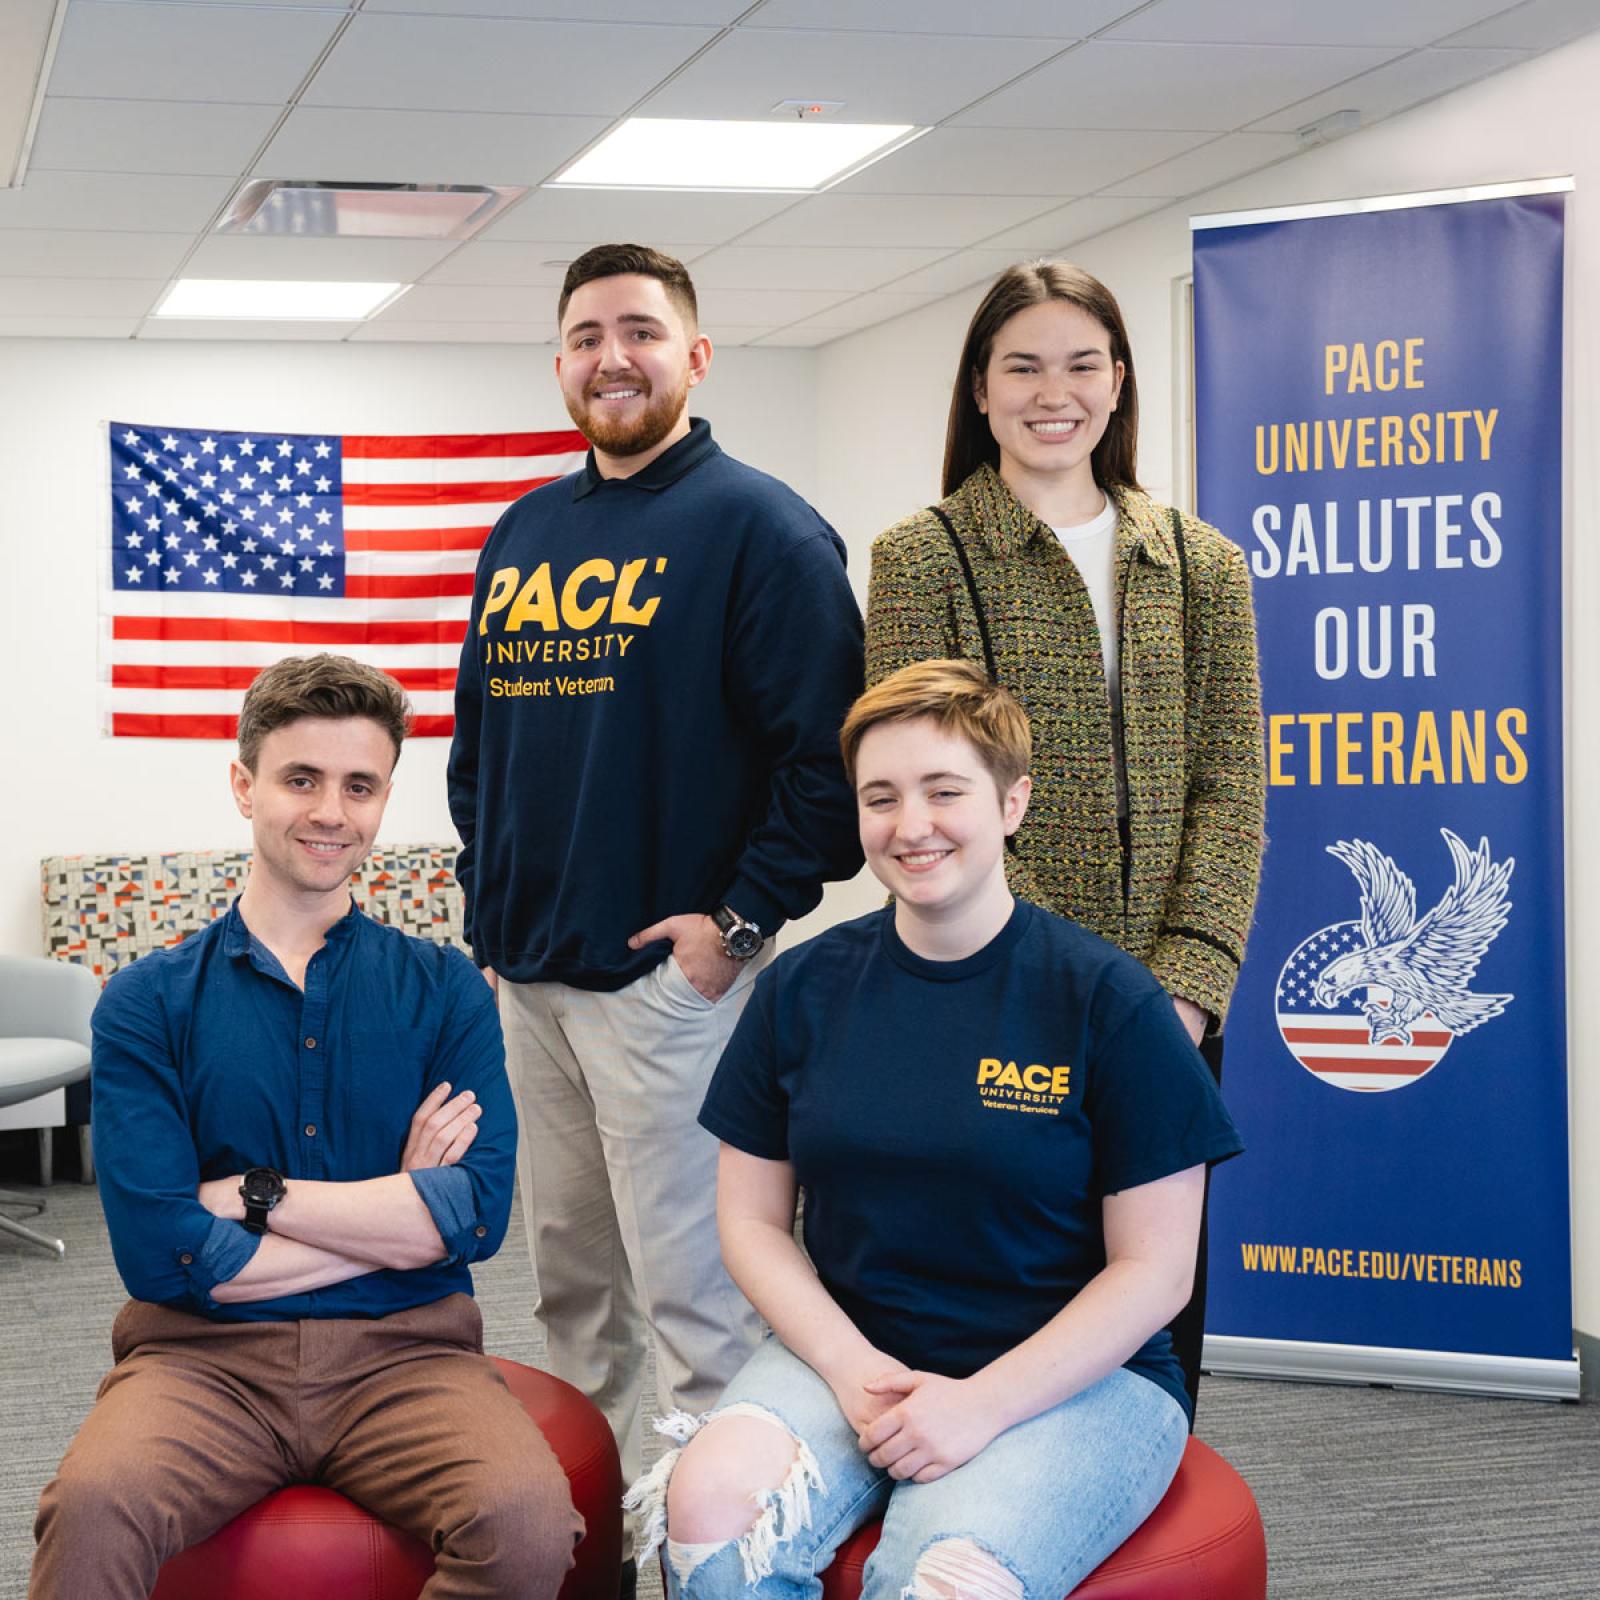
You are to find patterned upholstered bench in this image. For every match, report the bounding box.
[19,845,464,1181]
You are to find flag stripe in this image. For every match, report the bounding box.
[342,477,551,507]
[343,457,567,485]
[113,615,469,645]
[112,712,457,739]
[113,665,458,693]
[113,639,461,670]
[345,526,494,552]
[1298,1056,1438,1077]
[1280,1024,1452,1048]
[342,431,587,459]
[108,687,455,715]
[345,573,476,599]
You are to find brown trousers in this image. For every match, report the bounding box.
[30,1294,584,1600]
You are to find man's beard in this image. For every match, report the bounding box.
[566,376,688,458]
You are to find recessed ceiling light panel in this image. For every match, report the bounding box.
[549,118,924,193]
[154,279,407,321]
[216,181,524,241]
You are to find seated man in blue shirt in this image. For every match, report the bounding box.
[30,654,584,1600]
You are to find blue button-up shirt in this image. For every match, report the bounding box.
[91,900,514,1321]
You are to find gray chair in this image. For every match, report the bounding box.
[1,954,99,1256]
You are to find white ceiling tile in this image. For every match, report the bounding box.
[836,127,1196,196]
[1442,0,1600,49]
[182,234,456,281]
[879,247,1037,297]
[690,244,948,292]
[349,319,555,343]
[30,98,283,177]
[257,107,610,187]
[746,1,1132,36]
[48,1,345,104]
[480,187,797,245]
[424,240,716,286]
[1249,46,1531,133]
[302,14,716,116]
[702,325,773,346]
[0,171,235,232]
[0,276,165,315]
[977,193,1165,250]
[375,283,554,322]
[1098,130,1303,198]
[0,229,192,279]
[953,39,1403,130]
[694,286,855,326]
[139,318,363,340]
[752,323,855,347]
[637,27,1068,124]
[774,289,943,334]
[0,314,140,337]
[362,0,748,18]
[1102,0,1513,49]
[739,192,1061,249]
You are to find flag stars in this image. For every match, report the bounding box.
[239,439,256,455]
[280,571,296,589]
[238,472,256,491]
[296,492,312,508]
[239,507,256,522]
[163,498,179,515]
[241,536,257,552]
[124,464,143,481]
[126,531,143,549]
[240,570,257,587]
[182,517,199,534]
[277,440,294,458]
[201,533,218,551]
[297,527,312,542]
[181,452,197,470]
[221,550,238,569]
[314,441,331,458]
[122,429,140,446]
[182,550,199,568]
[316,539,333,557]
[160,434,178,451]
[199,471,216,489]
[145,514,161,532]
[299,555,314,573]
[219,489,236,506]
[164,567,181,584]
[163,531,180,550]
[199,436,216,454]
[315,509,332,525]
[277,507,294,525]
[142,449,158,466]
[202,568,219,586]
[316,572,334,591]
[296,458,311,475]
[261,554,277,570]
[314,475,331,492]
[125,566,143,583]
[279,539,296,555]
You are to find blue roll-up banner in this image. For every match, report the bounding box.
[1193,182,1577,1398]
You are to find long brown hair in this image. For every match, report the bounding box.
[942,260,1140,497]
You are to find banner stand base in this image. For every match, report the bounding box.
[1202,1334,1580,1402]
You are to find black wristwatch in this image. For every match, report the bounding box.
[711,904,764,962]
[239,1167,286,1235]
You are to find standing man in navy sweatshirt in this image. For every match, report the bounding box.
[447,243,864,1559]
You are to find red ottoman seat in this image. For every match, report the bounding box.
[150,1356,622,1600]
[821,1437,1265,1600]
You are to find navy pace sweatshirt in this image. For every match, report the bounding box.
[447,419,865,990]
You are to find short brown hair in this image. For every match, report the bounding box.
[237,654,410,773]
[557,243,698,330]
[943,259,1140,496]
[840,660,1031,795]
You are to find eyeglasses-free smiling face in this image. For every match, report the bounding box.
[855,717,1030,935]
[230,715,395,905]
[975,297,1124,500]
[555,272,710,472]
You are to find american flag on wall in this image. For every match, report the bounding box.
[103,421,589,737]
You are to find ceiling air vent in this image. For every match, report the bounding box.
[215,180,524,241]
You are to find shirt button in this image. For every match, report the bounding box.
[474,1226,487,1238]
[179,1252,193,1265]
[305,1037,317,1049]
[304,1124,317,1138]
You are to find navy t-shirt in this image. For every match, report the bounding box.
[699,901,1244,1420]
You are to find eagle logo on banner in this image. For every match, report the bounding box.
[1274,829,1514,1093]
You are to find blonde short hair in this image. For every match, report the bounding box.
[840,660,1031,794]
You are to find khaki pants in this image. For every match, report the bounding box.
[499,953,768,1522]
[30,1294,583,1600]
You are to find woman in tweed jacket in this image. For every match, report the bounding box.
[865,261,1265,1403]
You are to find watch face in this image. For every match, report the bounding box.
[725,924,762,960]
[241,1167,285,1207]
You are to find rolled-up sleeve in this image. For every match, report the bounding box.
[92,967,262,1310]
[409,950,515,1266]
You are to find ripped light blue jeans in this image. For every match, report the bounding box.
[626,1336,1188,1600]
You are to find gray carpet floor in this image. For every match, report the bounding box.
[4,1179,1597,1599]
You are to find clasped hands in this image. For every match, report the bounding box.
[196,1081,482,1220]
[836,1358,1002,1486]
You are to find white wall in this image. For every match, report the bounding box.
[0,336,825,959]
[811,30,1600,1346]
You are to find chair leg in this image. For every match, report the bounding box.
[37,1128,54,1188]
[78,1125,95,1185]
[0,1199,65,1258]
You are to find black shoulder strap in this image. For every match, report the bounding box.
[929,505,998,683]
[1170,504,1190,646]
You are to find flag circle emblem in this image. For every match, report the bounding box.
[1275,922,1455,1094]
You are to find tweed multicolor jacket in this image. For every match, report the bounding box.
[865,464,1265,1024]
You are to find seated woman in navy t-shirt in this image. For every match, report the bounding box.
[625,660,1243,1600]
